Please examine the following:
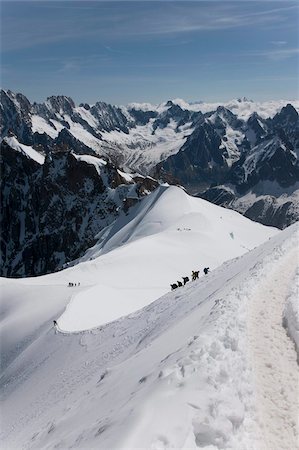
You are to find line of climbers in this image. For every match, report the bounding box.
[68,282,80,287]
[170,267,210,290]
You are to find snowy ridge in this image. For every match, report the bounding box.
[49,185,277,331]
[0,222,298,449]
[3,136,45,165]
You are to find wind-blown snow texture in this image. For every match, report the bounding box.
[1,186,298,450]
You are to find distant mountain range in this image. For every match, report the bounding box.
[1,89,298,276]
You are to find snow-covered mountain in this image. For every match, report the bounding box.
[1,90,299,277]
[1,90,298,177]
[1,185,298,449]
[1,89,298,231]
[1,136,158,277]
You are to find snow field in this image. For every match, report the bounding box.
[52,186,277,331]
[1,224,297,449]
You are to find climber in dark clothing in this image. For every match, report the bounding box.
[53,320,58,327]
[182,276,189,285]
[203,267,210,275]
[192,270,199,280]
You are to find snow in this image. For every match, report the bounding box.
[208,112,244,165]
[230,184,299,217]
[26,97,299,177]
[31,115,60,139]
[0,216,297,449]
[63,114,104,152]
[127,102,157,112]
[72,153,107,176]
[117,169,134,183]
[247,245,299,450]
[2,186,277,334]
[283,266,299,358]
[49,119,64,134]
[242,137,281,181]
[100,118,193,173]
[4,136,45,164]
[75,106,99,128]
[47,186,276,332]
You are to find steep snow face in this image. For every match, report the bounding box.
[90,185,276,256]
[3,136,45,164]
[31,115,62,139]
[14,186,277,332]
[0,221,297,450]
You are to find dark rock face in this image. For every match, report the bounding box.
[0,90,33,145]
[244,198,296,230]
[161,121,227,188]
[128,108,157,126]
[152,102,196,131]
[190,106,299,228]
[90,102,131,133]
[1,140,158,277]
[199,184,298,230]
[46,95,76,114]
[199,186,235,206]
[229,138,299,194]
[54,128,95,155]
[161,104,299,199]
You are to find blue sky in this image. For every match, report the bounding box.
[1,1,298,104]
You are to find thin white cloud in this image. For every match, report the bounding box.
[271,40,288,46]
[2,2,298,51]
[257,47,299,61]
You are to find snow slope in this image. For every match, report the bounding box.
[1,221,298,450]
[3,136,45,164]
[10,186,277,332]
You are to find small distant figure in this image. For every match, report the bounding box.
[53,320,58,327]
[192,270,199,281]
[78,282,80,287]
[203,267,210,275]
[182,276,189,285]
[177,281,183,287]
[171,283,178,290]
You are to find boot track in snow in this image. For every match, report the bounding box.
[247,248,299,450]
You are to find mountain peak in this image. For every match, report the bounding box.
[237,97,253,103]
[278,103,298,120]
[46,95,76,114]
